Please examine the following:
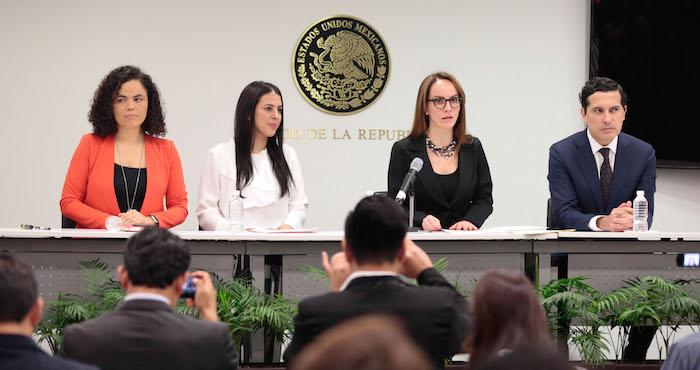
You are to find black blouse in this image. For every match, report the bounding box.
[114,164,147,213]
[436,169,459,204]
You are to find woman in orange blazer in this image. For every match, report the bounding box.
[60,66,187,229]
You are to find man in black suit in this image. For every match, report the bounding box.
[61,227,238,370]
[283,195,471,369]
[0,254,97,370]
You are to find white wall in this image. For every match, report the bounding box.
[0,0,696,231]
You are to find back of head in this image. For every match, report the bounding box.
[344,195,408,265]
[467,269,551,368]
[123,227,190,288]
[471,345,574,370]
[0,254,37,323]
[579,76,627,112]
[289,315,432,370]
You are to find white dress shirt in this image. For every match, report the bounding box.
[586,129,618,231]
[124,292,172,305]
[197,138,309,231]
[338,270,399,292]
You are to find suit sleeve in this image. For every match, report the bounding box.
[60,135,113,229]
[548,144,597,230]
[388,141,427,226]
[152,141,188,228]
[197,148,230,231]
[462,138,493,228]
[218,323,239,370]
[638,145,656,228]
[282,147,309,229]
[282,300,311,365]
[417,268,471,354]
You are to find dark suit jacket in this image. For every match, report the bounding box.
[388,136,493,228]
[0,334,98,370]
[60,299,237,370]
[548,130,656,230]
[283,268,471,369]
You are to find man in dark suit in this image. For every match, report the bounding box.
[283,195,471,369]
[548,77,656,231]
[61,227,238,370]
[0,254,97,370]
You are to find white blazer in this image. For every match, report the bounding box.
[196,139,308,231]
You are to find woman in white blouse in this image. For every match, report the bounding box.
[197,81,308,231]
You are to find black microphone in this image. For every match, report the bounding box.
[395,157,424,204]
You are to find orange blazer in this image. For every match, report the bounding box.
[60,134,188,229]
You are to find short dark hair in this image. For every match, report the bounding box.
[344,196,408,265]
[0,254,38,322]
[89,65,167,138]
[579,76,628,112]
[123,227,190,288]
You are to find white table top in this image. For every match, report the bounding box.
[0,227,559,241]
[5,227,699,241]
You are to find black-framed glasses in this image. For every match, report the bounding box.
[427,96,463,109]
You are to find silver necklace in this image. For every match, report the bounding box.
[115,139,144,211]
[426,137,456,158]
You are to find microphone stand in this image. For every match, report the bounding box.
[407,188,420,232]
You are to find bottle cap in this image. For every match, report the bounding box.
[232,190,240,197]
[636,190,644,196]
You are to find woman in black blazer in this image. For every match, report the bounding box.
[388,72,493,231]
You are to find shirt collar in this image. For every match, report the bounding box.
[339,270,398,292]
[587,128,618,155]
[124,292,172,306]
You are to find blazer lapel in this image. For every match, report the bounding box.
[105,135,121,215]
[609,134,631,208]
[574,132,605,212]
[449,145,471,208]
[410,138,448,208]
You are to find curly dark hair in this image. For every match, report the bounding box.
[89,65,166,137]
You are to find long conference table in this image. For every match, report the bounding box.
[2,227,700,299]
[2,228,700,362]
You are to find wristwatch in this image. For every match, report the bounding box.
[150,215,160,227]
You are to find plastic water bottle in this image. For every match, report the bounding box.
[633,190,648,232]
[228,190,244,232]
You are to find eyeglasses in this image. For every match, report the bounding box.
[427,96,463,109]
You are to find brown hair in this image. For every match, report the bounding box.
[289,315,432,370]
[408,71,473,149]
[466,269,552,368]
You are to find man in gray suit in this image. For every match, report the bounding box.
[61,227,238,370]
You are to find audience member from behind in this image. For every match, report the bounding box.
[60,227,237,370]
[0,254,98,370]
[471,345,576,370]
[466,270,557,369]
[284,195,471,369]
[660,332,700,370]
[289,315,432,370]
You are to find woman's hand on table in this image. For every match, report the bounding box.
[118,210,154,226]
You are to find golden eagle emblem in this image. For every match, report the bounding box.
[293,16,390,115]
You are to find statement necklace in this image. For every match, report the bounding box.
[115,139,145,211]
[426,137,456,158]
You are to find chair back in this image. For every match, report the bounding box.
[61,215,77,229]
